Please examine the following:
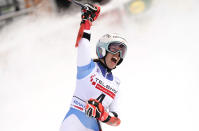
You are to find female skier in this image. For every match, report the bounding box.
[60,3,127,131]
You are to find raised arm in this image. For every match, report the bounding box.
[75,4,100,79]
[77,22,92,67]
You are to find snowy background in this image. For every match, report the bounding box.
[0,0,199,131]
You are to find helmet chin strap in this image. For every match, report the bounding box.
[99,57,112,72]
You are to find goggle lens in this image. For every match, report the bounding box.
[108,42,127,58]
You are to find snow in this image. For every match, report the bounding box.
[0,0,199,131]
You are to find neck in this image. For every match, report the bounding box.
[99,58,112,72]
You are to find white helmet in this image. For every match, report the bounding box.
[96,33,127,65]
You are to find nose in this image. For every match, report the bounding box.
[113,52,120,57]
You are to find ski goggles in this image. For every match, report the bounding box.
[107,42,127,58]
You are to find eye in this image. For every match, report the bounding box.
[110,47,118,52]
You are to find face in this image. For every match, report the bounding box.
[104,52,121,69]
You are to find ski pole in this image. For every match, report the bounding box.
[68,0,86,8]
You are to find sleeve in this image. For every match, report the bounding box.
[109,92,120,116]
[109,77,121,116]
[76,30,95,79]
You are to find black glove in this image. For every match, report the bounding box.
[85,98,103,119]
[81,3,100,23]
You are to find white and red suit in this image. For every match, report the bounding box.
[60,29,120,131]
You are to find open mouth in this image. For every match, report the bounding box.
[111,57,118,64]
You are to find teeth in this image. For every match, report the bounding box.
[113,57,118,61]
[111,57,118,63]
